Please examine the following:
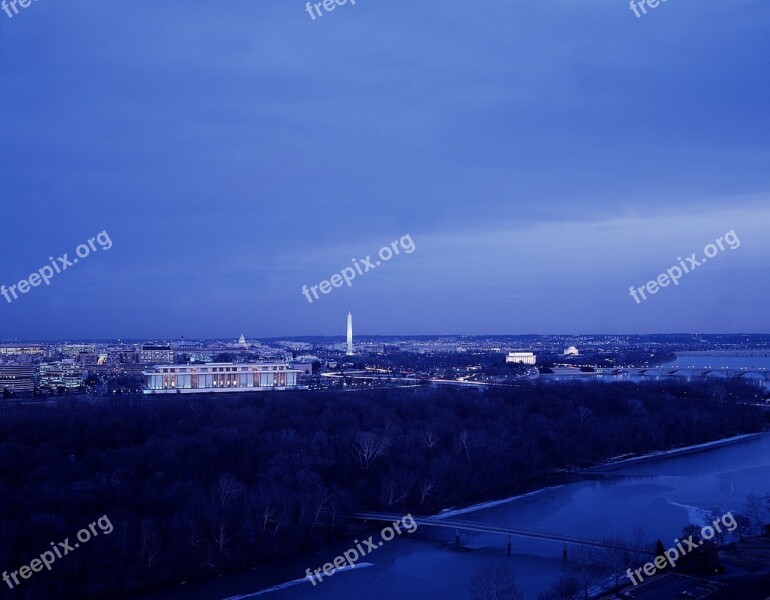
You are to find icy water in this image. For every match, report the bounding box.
[145,432,770,600]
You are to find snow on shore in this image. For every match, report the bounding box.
[221,563,374,600]
[590,432,764,472]
[429,432,764,519]
[429,485,565,519]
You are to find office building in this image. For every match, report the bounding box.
[142,362,302,394]
[140,344,174,364]
[38,360,84,391]
[0,345,46,357]
[0,365,35,394]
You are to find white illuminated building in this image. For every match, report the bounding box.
[506,351,537,365]
[142,362,302,394]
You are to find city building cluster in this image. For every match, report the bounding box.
[0,336,315,397]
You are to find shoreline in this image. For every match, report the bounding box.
[428,484,566,520]
[588,431,765,472]
[145,430,766,600]
[428,431,766,519]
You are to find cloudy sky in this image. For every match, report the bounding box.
[0,0,768,339]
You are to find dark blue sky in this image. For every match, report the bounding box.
[1,0,768,339]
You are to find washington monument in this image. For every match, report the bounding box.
[346,310,353,356]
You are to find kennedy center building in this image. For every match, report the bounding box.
[142,362,302,394]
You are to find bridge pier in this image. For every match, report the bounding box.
[507,535,511,556]
[455,528,460,547]
[563,543,568,562]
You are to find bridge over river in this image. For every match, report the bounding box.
[597,366,770,380]
[353,512,640,560]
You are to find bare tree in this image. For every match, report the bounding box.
[455,430,472,459]
[212,520,232,561]
[536,576,580,600]
[259,495,277,532]
[218,472,244,508]
[352,431,391,470]
[577,406,593,426]
[383,472,411,507]
[745,492,766,533]
[706,508,727,547]
[419,429,440,454]
[419,478,436,505]
[308,491,327,529]
[732,513,753,541]
[469,565,524,600]
[567,545,604,600]
[629,527,653,565]
[598,534,632,588]
[140,519,161,574]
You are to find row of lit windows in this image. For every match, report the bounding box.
[160,366,285,374]
[150,372,290,389]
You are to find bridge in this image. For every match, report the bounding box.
[598,367,770,380]
[352,512,639,560]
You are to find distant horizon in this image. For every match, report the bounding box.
[2,332,770,344]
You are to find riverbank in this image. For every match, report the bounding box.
[589,431,766,472]
[428,484,566,520]
[142,421,770,600]
[427,431,767,520]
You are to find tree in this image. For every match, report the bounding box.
[745,493,766,533]
[731,513,753,542]
[418,478,435,505]
[469,565,524,600]
[629,528,653,565]
[706,508,728,547]
[352,431,390,470]
[536,576,580,600]
[598,534,632,588]
[419,429,440,454]
[567,545,603,600]
[577,406,593,426]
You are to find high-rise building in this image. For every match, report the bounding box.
[346,310,353,355]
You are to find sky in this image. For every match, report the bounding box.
[0,0,769,339]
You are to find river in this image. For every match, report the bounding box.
[143,426,770,600]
